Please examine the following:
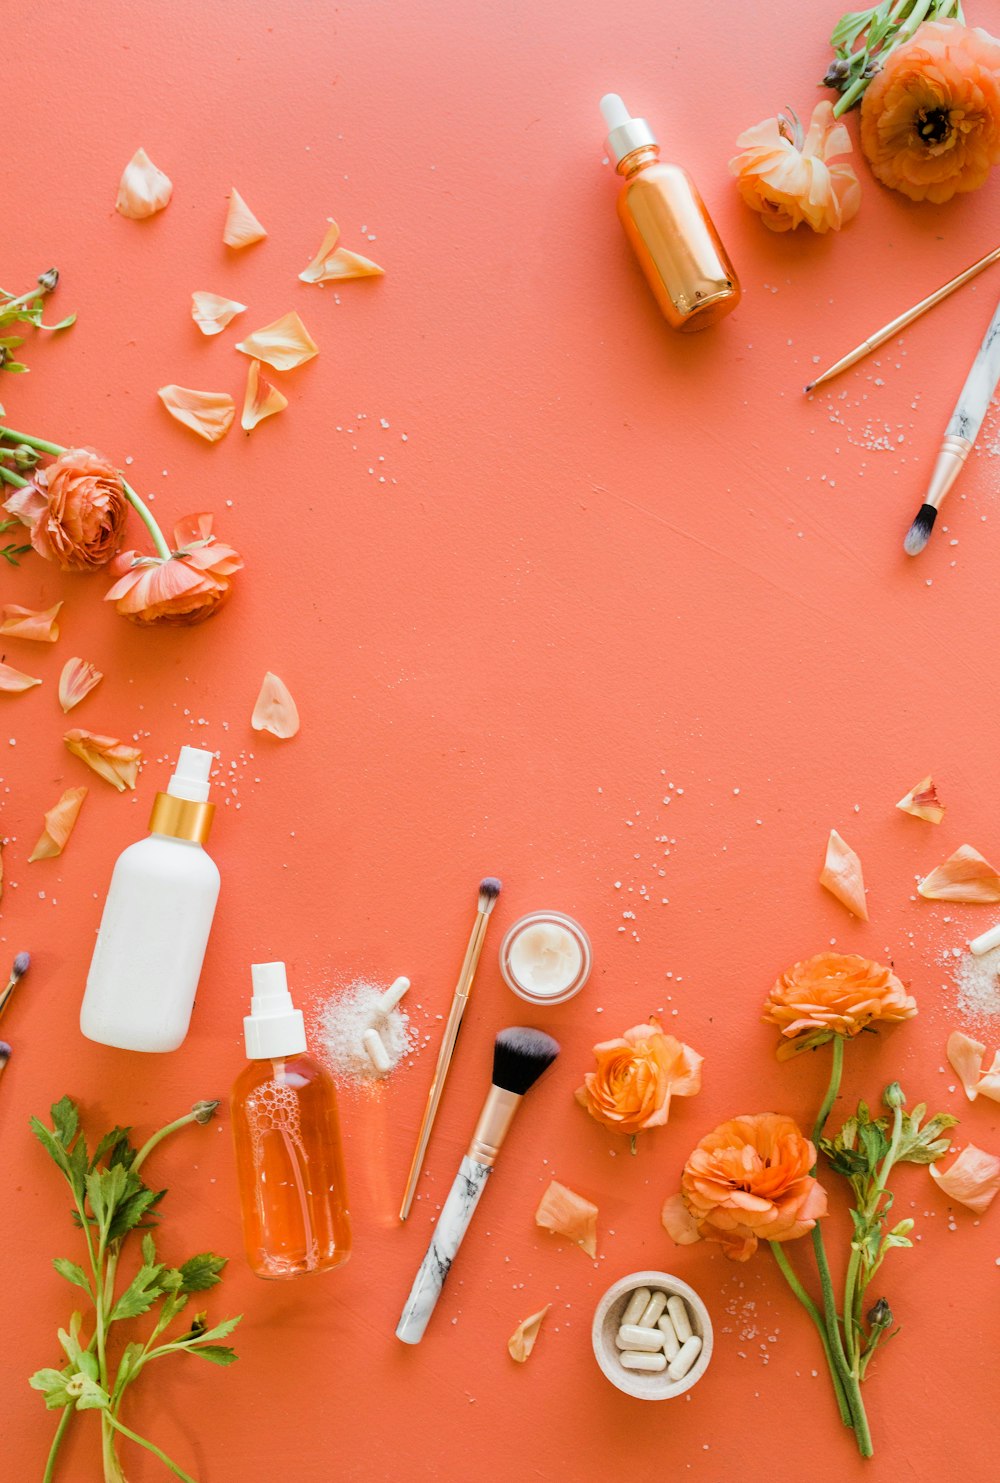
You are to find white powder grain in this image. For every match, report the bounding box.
[315,978,414,1086]
[953,946,1000,1025]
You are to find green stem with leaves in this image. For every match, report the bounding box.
[768,1241,852,1427]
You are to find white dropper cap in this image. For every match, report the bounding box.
[244,961,307,1059]
[167,745,213,804]
[600,93,658,165]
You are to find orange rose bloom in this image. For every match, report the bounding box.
[764,952,916,1056]
[3,448,128,570]
[575,1019,702,1138]
[105,513,242,627]
[662,1113,827,1261]
[729,101,861,232]
[860,21,1000,203]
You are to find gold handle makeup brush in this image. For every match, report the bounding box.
[0,952,30,1024]
[399,877,501,1221]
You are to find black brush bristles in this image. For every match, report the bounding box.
[491,1026,560,1096]
[478,876,502,914]
[904,502,937,556]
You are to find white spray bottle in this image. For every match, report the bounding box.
[80,745,221,1052]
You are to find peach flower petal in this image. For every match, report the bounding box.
[116,148,173,219]
[0,662,42,693]
[819,828,869,919]
[29,787,88,862]
[764,953,916,1046]
[299,220,385,282]
[661,1192,702,1245]
[730,101,861,233]
[929,1144,1000,1213]
[251,671,300,738]
[191,292,247,336]
[58,658,104,713]
[235,312,318,371]
[223,188,267,248]
[896,775,945,824]
[947,1030,987,1101]
[976,1050,1000,1104]
[534,1180,598,1258]
[64,729,141,792]
[157,385,236,443]
[508,1305,551,1363]
[575,1019,703,1138]
[0,601,62,643]
[918,844,1000,903]
[241,360,288,431]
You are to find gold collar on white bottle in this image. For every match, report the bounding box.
[148,792,215,845]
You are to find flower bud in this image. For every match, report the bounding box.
[192,1099,220,1124]
[883,1081,905,1110]
[37,268,59,293]
[867,1297,893,1330]
[11,952,30,981]
[11,444,40,472]
[822,58,851,87]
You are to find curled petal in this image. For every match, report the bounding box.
[235,311,318,371]
[897,774,945,823]
[191,292,247,336]
[242,360,288,431]
[661,1192,702,1246]
[223,187,267,248]
[299,220,385,282]
[819,828,869,919]
[251,671,300,738]
[947,1029,987,1100]
[929,1144,1000,1213]
[158,385,236,443]
[29,787,88,861]
[0,662,42,693]
[534,1179,598,1258]
[918,844,1000,903]
[64,728,141,791]
[730,101,860,233]
[116,147,173,219]
[58,657,104,713]
[508,1305,551,1363]
[0,601,62,642]
[976,1050,1000,1104]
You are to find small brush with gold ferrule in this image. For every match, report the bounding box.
[0,1041,11,1083]
[0,952,30,1024]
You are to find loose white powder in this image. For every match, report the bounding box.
[953,947,1000,1026]
[314,978,414,1086]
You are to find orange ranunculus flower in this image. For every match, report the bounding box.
[764,952,916,1057]
[105,513,243,627]
[729,100,861,232]
[574,1019,702,1139]
[662,1113,827,1261]
[860,21,1000,203]
[3,448,128,571]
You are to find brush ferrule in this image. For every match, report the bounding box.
[467,1085,521,1167]
[925,435,973,510]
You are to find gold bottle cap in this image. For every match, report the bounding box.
[148,792,215,845]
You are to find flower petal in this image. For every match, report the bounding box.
[929,1144,1000,1213]
[0,602,62,642]
[223,188,267,248]
[299,221,385,282]
[897,775,946,823]
[251,671,300,738]
[191,292,247,336]
[976,1050,1000,1104]
[508,1305,551,1363]
[661,1192,702,1245]
[64,729,142,791]
[819,828,869,919]
[241,360,288,431]
[116,148,173,219]
[918,844,1000,903]
[235,312,318,371]
[58,657,104,713]
[29,787,88,861]
[534,1179,598,1257]
[947,1029,987,1100]
[158,385,236,443]
[0,661,42,693]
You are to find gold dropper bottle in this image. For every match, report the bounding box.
[601,93,740,332]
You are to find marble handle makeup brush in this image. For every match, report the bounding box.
[396,1026,559,1345]
[905,292,1000,556]
[399,877,501,1222]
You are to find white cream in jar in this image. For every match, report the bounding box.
[499,911,591,1004]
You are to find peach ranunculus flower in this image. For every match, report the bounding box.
[729,100,861,232]
[3,448,128,571]
[764,952,917,1058]
[574,1018,702,1144]
[860,21,1000,203]
[662,1113,827,1261]
[105,513,243,627]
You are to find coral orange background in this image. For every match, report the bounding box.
[2,2,999,1479]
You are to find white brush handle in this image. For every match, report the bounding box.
[946,295,1000,446]
[395,1155,491,1344]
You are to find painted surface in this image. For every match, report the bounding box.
[2,1,998,1479]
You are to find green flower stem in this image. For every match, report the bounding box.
[0,427,63,456]
[845,1098,905,1370]
[43,1409,74,1483]
[831,0,945,116]
[105,1414,197,1483]
[768,1242,852,1428]
[812,1034,845,1145]
[0,466,28,487]
[134,1107,214,1171]
[0,280,54,314]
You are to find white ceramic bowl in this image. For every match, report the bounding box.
[592,1270,713,1401]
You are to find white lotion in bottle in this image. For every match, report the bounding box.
[81,746,220,1052]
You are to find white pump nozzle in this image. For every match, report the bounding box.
[244,961,307,1059]
[599,92,658,165]
[167,746,213,804]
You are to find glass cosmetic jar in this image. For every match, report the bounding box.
[499,911,592,1005]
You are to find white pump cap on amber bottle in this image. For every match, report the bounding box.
[600,93,658,165]
[244,961,307,1059]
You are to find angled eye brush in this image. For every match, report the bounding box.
[395,1026,559,1345]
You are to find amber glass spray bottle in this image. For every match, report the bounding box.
[601,93,740,332]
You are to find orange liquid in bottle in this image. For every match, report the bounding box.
[231,1053,352,1280]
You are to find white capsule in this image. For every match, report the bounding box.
[667,1334,702,1381]
[362,1027,392,1075]
[376,975,411,1015]
[620,1350,667,1372]
[621,1287,650,1327]
[666,1294,692,1342]
[638,1290,669,1328]
[656,1312,680,1361]
[616,1324,663,1352]
[970,924,1000,956]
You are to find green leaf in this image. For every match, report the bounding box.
[57,1316,85,1366]
[52,1257,91,1294]
[141,1231,157,1265]
[39,313,76,331]
[113,1340,146,1398]
[182,1314,242,1347]
[51,1097,80,1149]
[110,1263,168,1321]
[30,1115,73,1179]
[29,1367,74,1410]
[85,1163,130,1230]
[107,1183,162,1241]
[69,1374,110,1411]
[189,1345,238,1366]
[90,1125,134,1170]
[178,1253,227,1292]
